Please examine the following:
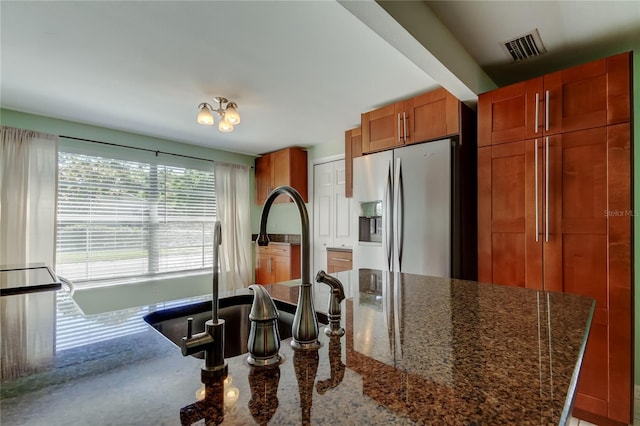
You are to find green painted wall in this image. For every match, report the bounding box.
[0,109,255,167]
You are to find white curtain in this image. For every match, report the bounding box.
[1,126,58,379]
[214,162,252,291]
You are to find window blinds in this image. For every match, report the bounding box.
[56,151,216,284]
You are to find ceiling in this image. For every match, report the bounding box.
[1,1,638,156]
[424,0,640,86]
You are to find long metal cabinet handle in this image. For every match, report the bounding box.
[397,113,402,143]
[545,137,549,242]
[384,161,393,270]
[534,93,540,133]
[268,256,272,273]
[545,90,550,132]
[403,112,407,142]
[535,139,539,242]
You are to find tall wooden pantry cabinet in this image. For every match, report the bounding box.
[477,52,632,425]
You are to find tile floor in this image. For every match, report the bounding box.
[568,386,640,425]
[567,416,597,426]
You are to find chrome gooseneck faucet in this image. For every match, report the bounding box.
[258,185,321,350]
[181,221,228,381]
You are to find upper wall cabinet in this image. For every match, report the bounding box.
[255,147,308,205]
[478,52,631,147]
[361,88,460,154]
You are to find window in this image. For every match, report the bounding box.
[56,148,216,285]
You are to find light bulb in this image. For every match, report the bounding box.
[195,385,205,401]
[223,102,240,125]
[197,104,214,126]
[218,117,234,132]
[224,387,240,406]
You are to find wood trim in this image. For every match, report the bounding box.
[605,122,632,422]
[477,92,492,147]
[345,127,362,199]
[477,146,492,282]
[606,52,631,125]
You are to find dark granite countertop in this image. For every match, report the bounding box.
[251,234,301,244]
[0,270,594,425]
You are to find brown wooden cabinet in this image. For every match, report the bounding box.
[255,147,308,204]
[255,243,301,285]
[326,248,352,273]
[477,52,632,425]
[345,127,362,198]
[478,52,631,147]
[361,88,460,154]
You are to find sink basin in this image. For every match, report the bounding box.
[143,293,327,359]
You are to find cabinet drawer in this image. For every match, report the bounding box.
[256,243,292,257]
[327,249,352,273]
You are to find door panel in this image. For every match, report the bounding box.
[544,58,608,135]
[255,252,270,285]
[544,129,607,294]
[313,162,334,274]
[255,154,272,204]
[394,140,451,277]
[575,323,609,410]
[545,130,608,411]
[333,160,352,247]
[478,140,542,288]
[491,233,525,286]
[361,103,403,153]
[272,255,290,283]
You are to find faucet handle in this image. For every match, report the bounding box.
[187,317,193,339]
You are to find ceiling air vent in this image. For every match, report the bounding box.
[503,29,546,62]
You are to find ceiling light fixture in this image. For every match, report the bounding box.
[197,97,241,132]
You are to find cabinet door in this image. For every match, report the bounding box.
[477,141,542,288]
[271,149,291,204]
[479,80,542,147]
[361,102,403,153]
[543,52,630,136]
[274,147,308,202]
[406,88,459,144]
[255,251,271,284]
[255,153,272,204]
[272,255,290,283]
[255,147,308,205]
[345,127,362,198]
[547,125,632,422]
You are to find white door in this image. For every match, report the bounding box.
[312,159,352,275]
[313,161,334,275]
[332,160,352,248]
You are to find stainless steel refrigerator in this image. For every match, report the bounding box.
[352,137,475,279]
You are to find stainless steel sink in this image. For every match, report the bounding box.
[143,294,327,359]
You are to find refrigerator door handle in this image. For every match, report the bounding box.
[384,160,393,270]
[394,157,404,271]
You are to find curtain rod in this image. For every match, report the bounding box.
[59,135,217,164]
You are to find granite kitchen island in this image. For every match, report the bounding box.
[0,269,594,425]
